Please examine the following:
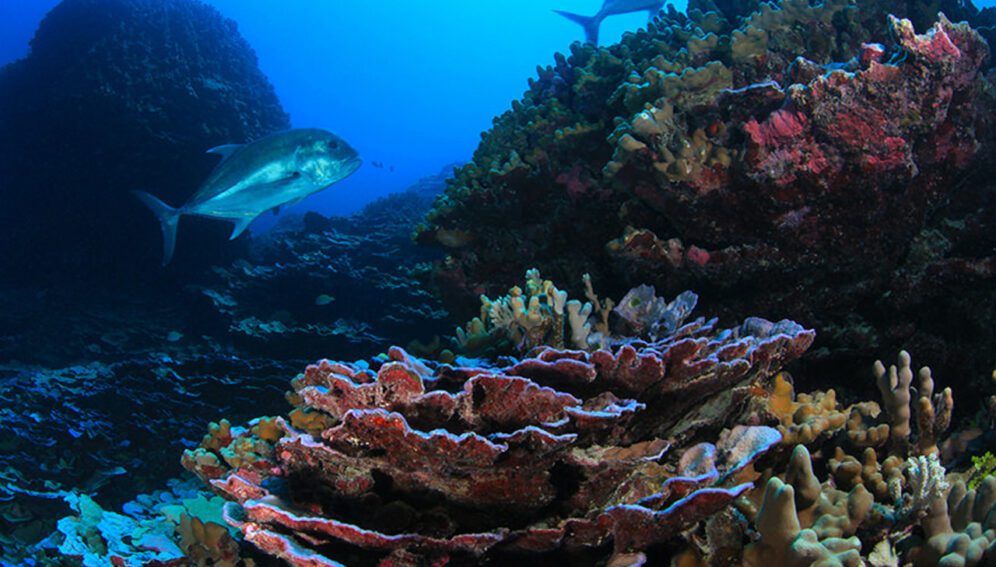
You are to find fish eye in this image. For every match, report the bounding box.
[329,141,339,149]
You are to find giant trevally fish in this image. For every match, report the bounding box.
[134,128,361,265]
[554,0,665,45]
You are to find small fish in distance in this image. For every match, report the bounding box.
[134,128,361,265]
[554,0,665,45]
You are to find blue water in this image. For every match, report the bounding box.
[0,1,685,225]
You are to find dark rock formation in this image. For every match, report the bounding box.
[0,0,290,286]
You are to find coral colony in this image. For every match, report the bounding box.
[2,0,995,565]
[175,274,993,565]
[416,0,995,392]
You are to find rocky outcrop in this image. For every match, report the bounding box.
[416,2,996,401]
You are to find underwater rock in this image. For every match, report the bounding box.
[417,1,996,403]
[0,0,289,285]
[194,166,454,360]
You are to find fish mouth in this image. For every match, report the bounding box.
[345,157,363,175]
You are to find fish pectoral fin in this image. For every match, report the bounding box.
[206,144,244,160]
[228,216,257,240]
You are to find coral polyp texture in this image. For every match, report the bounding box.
[184,287,814,565]
[415,0,996,394]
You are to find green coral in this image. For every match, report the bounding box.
[969,452,996,490]
[456,269,594,354]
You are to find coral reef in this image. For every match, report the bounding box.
[416,0,996,401]
[738,447,996,567]
[184,280,814,564]
[726,348,996,566]
[195,166,453,360]
[0,0,290,284]
[3,1,994,565]
[181,267,996,565]
[0,353,296,553]
[705,348,996,567]
[0,268,981,566]
[455,269,700,355]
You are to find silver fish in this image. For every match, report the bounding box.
[134,128,361,264]
[555,0,665,45]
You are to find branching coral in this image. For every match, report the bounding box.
[911,476,996,566]
[767,372,848,445]
[457,268,579,352]
[765,350,955,509]
[904,453,950,519]
[742,448,866,567]
[875,350,953,456]
[738,444,996,567]
[456,269,699,355]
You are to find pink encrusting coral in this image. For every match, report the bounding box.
[739,14,986,193]
[183,302,813,565]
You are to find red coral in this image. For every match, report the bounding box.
[686,246,711,267]
[744,108,809,145]
[555,164,595,201]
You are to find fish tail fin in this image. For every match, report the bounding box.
[132,190,181,265]
[553,10,600,44]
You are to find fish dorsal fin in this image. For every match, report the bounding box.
[206,144,244,160]
[229,216,257,240]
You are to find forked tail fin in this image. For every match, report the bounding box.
[553,10,600,45]
[133,190,181,265]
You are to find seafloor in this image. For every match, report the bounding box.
[1,0,995,566]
